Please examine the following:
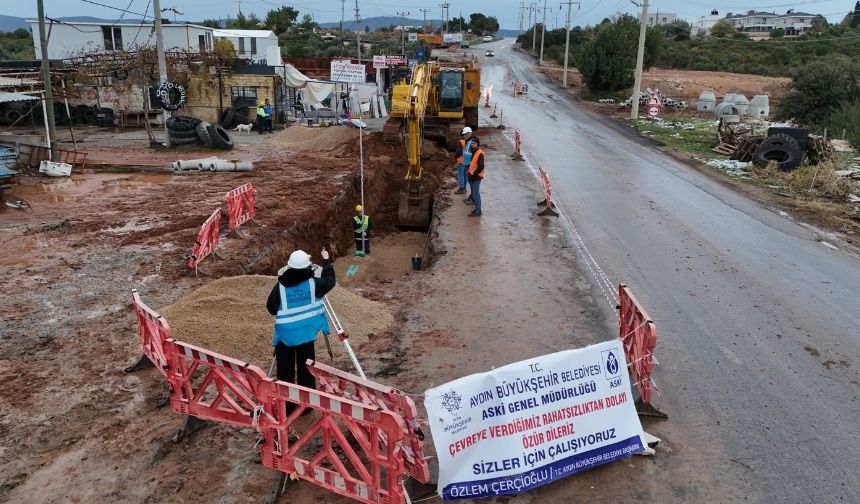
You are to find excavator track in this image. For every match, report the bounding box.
[383,117,404,145]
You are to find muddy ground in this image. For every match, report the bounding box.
[0,122,455,503]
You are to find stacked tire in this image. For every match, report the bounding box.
[218,106,252,129]
[752,133,803,172]
[166,115,234,149]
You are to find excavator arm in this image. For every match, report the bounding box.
[395,64,435,228]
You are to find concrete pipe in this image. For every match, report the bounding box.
[207,160,253,172]
[173,157,218,171]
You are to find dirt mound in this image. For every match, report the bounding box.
[271,125,359,151]
[160,275,394,369]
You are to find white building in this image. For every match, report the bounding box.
[692,10,724,36]
[729,11,779,38]
[29,21,213,60]
[212,29,280,65]
[646,12,680,27]
[771,11,816,36]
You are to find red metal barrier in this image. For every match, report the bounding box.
[537,167,559,216]
[187,208,221,270]
[618,284,658,405]
[225,183,256,231]
[131,289,173,374]
[257,379,406,504]
[166,340,268,428]
[307,361,430,484]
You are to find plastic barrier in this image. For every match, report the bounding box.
[537,167,559,217]
[166,340,268,428]
[514,82,528,96]
[257,378,407,504]
[130,289,173,374]
[187,208,221,271]
[307,360,431,483]
[618,284,660,409]
[511,130,524,161]
[225,182,256,231]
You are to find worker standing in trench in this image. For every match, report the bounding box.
[266,249,336,414]
[467,139,486,217]
[353,204,372,255]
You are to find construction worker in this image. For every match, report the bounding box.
[266,249,336,412]
[263,98,274,133]
[467,139,485,217]
[454,127,479,195]
[255,102,267,134]
[353,204,372,254]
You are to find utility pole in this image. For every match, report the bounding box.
[420,8,431,30]
[340,0,345,34]
[439,3,450,33]
[539,0,547,64]
[519,2,525,33]
[152,0,170,146]
[36,0,57,160]
[630,0,649,120]
[397,11,409,55]
[354,0,361,62]
[531,4,538,53]
[561,0,580,88]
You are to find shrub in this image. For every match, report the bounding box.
[825,100,860,148]
[776,57,860,126]
[577,16,663,92]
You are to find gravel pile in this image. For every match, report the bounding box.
[160,275,394,369]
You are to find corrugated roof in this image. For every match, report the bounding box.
[0,76,41,88]
[213,29,276,38]
[0,91,39,104]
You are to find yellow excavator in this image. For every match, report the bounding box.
[384,60,481,228]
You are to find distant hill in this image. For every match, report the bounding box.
[0,15,29,32]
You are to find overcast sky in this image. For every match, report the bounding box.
[8,0,855,30]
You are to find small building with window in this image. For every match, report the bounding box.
[212,29,280,65]
[28,20,213,60]
[646,12,680,27]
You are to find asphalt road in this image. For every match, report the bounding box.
[477,39,860,502]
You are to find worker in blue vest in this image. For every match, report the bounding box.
[352,204,372,255]
[266,248,336,409]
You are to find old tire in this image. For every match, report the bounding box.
[218,108,235,127]
[196,121,214,147]
[752,134,802,172]
[166,115,201,132]
[156,81,187,111]
[207,123,234,149]
[169,133,201,146]
[5,109,22,124]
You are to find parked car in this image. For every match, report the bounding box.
[482,35,493,42]
[485,50,495,57]
[461,42,470,48]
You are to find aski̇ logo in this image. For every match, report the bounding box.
[440,390,462,414]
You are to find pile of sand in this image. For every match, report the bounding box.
[271,125,359,151]
[160,275,394,369]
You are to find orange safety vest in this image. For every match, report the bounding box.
[456,138,466,164]
[468,149,486,178]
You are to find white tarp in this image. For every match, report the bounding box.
[424,340,646,500]
[279,64,335,105]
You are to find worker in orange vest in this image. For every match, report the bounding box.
[466,139,485,217]
[454,127,479,195]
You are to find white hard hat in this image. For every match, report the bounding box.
[461,126,472,135]
[286,250,311,270]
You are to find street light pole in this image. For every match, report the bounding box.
[561,0,580,87]
[36,0,57,160]
[539,0,547,64]
[151,0,171,146]
[397,11,409,55]
[630,0,650,120]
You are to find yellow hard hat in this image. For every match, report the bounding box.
[258,102,265,106]
[355,204,363,212]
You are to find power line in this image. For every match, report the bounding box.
[78,0,150,18]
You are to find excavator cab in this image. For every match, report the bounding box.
[437,69,464,113]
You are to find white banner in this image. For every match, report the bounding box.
[330,60,365,83]
[372,55,387,69]
[424,341,645,500]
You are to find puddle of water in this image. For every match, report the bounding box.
[105,220,154,234]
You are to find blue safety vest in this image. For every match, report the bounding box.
[461,139,474,165]
[272,278,329,346]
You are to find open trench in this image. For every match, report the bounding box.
[245,132,453,276]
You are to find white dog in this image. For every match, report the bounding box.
[233,123,252,135]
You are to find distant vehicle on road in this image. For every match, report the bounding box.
[482,36,493,42]
[461,42,470,48]
[485,50,494,57]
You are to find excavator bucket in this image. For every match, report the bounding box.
[397,189,433,229]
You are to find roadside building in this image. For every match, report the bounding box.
[646,12,681,27]
[771,10,816,36]
[27,20,213,60]
[692,10,724,36]
[212,29,281,65]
